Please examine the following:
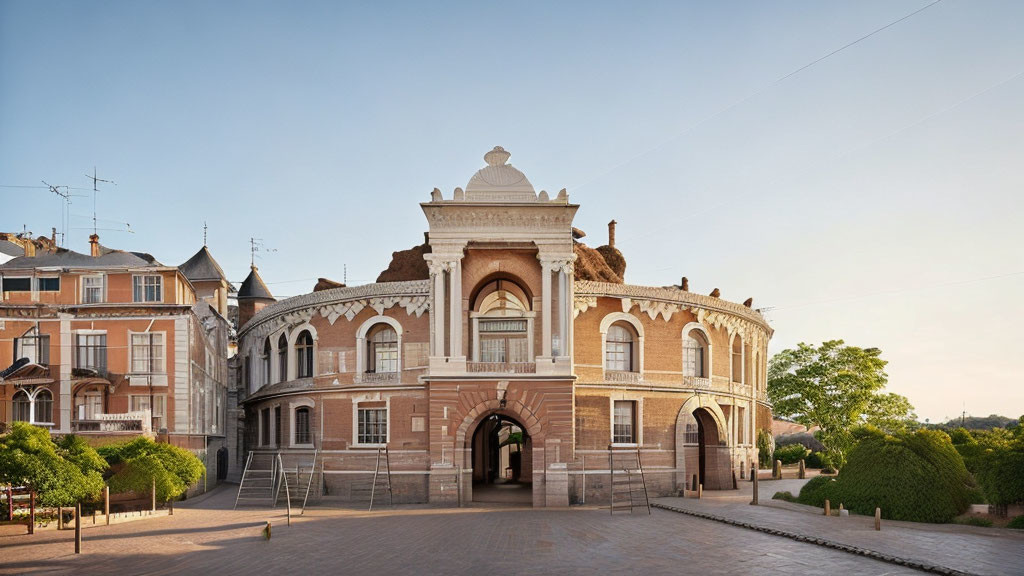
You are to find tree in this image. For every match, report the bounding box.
[768,340,916,469]
[0,422,106,506]
[99,437,204,501]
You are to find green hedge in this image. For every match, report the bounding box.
[798,429,972,523]
[774,444,810,465]
[1007,515,1024,530]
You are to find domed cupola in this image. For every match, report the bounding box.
[464,146,537,202]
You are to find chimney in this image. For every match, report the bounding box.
[51,227,57,244]
[24,239,36,258]
[89,234,101,257]
[608,220,617,248]
[680,277,689,291]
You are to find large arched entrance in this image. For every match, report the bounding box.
[470,413,533,504]
[675,398,732,491]
[694,407,720,489]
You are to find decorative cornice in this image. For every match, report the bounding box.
[574,281,772,335]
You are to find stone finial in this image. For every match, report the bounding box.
[538,190,549,201]
[556,188,568,202]
[484,146,511,166]
[430,187,442,202]
[743,297,753,308]
[680,277,689,291]
[453,187,465,201]
[710,288,720,298]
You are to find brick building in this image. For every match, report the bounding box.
[0,234,232,479]
[236,147,773,506]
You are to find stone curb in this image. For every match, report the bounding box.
[651,503,978,576]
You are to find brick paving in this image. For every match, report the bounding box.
[653,479,1024,576]
[0,484,929,576]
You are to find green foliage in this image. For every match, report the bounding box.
[0,423,105,506]
[797,429,973,523]
[948,427,975,446]
[805,451,827,469]
[101,437,204,501]
[971,446,1024,508]
[772,491,798,503]
[934,414,1016,431]
[954,516,993,527]
[768,340,916,469]
[1007,515,1024,530]
[756,429,774,468]
[774,443,810,465]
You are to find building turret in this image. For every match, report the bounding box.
[180,245,234,316]
[237,265,275,328]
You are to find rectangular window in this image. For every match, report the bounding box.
[357,407,387,444]
[133,275,163,302]
[274,406,281,446]
[613,400,637,444]
[75,334,107,373]
[605,342,633,372]
[131,333,165,373]
[294,408,311,444]
[2,277,32,292]
[37,277,60,291]
[260,408,270,446]
[15,332,50,365]
[82,275,104,303]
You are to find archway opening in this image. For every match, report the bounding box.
[694,407,723,489]
[471,413,532,504]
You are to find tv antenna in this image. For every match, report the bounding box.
[203,221,208,246]
[84,167,115,235]
[250,237,276,266]
[42,181,71,247]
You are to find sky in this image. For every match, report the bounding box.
[2,0,1022,424]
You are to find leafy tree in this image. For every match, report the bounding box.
[100,437,204,501]
[768,340,916,469]
[0,423,106,506]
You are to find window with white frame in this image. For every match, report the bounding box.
[367,325,398,373]
[15,327,50,365]
[133,275,163,302]
[605,324,635,372]
[613,400,637,444]
[296,330,314,378]
[294,406,312,445]
[731,336,743,383]
[130,395,166,429]
[75,333,107,373]
[357,406,387,444]
[12,390,30,422]
[131,333,165,373]
[683,331,707,378]
[82,275,105,303]
[35,390,53,423]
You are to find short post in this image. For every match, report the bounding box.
[750,468,759,505]
[168,499,174,516]
[697,484,703,499]
[58,507,64,530]
[773,459,782,479]
[875,507,881,531]
[93,510,97,524]
[74,503,82,554]
[824,499,831,516]
[691,474,698,491]
[104,486,110,526]
[798,459,806,479]
[151,478,156,513]
[6,485,12,521]
[750,465,756,483]
[28,491,36,535]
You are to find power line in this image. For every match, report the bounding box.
[569,0,943,192]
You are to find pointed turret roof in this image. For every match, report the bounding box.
[180,245,231,285]
[238,265,274,300]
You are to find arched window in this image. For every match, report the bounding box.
[12,390,30,422]
[605,324,636,372]
[367,325,398,373]
[731,335,743,383]
[472,279,531,366]
[35,390,53,423]
[261,337,272,386]
[683,330,708,378]
[277,334,288,382]
[295,330,314,378]
[294,406,311,445]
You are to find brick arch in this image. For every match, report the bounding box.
[455,398,543,468]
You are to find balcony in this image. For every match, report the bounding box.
[605,370,640,384]
[71,411,150,433]
[467,362,537,374]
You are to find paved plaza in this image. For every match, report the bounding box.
[1,484,930,576]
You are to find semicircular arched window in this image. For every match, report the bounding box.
[604,323,636,372]
[296,330,314,378]
[472,279,531,367]
[368,325,398,374]
[278,333,289,382]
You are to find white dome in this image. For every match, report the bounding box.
[464,146,537,202]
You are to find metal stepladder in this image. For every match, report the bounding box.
[234,451,277,509]
[368,445,393,511]
[608,445,651,515]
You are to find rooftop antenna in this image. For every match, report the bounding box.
[42,180,71,247]
[250,237,276,267]
[203,221,208,246]
[344,264,347,284]
[84,167,115,236]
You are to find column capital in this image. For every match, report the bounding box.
[537,253,576,274]
[425,254,461,276]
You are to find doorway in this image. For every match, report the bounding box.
[471,413,532,504]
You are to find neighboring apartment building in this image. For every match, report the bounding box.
[235,147,773,507]
[0,234,232,479]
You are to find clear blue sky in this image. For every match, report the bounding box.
[2,0,1022,423]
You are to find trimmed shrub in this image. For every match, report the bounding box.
[772,491,798,503]
[799,429,972,523]
[101,437,204,501]
[805,451,827,469]
[972,447,1024,509]
[1007,515,1024,530]
[955,516,993,527]
[0,423,106,506]
[774,444,810,465]
[757,429,774,468]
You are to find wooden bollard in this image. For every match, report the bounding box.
[93,510,97,524]
[74,503,82,554]
[168,500,174,516]
[691,474,698,491]
[263,521,272,540]
[732,471,738,490]
[798,459,806,479]
[773,459,782,479]
[875,507,881,530]
[824,499,831,516]
[151,478,157,512]
[750,465,756,483]
[28,491,35,535]
[104,486,110,526]
[58,507,64,530]
[750,468,759,505]
[6,485,12,521]
[697,484,703,499]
